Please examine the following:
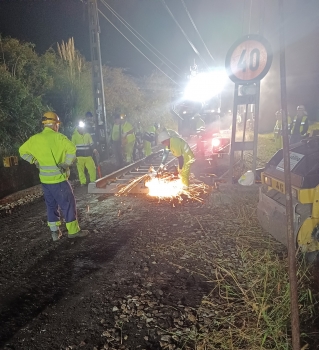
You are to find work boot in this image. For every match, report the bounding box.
[51,229,62,242]
[68,230,89,239]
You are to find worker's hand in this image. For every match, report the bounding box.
[58,163,70,171]
[157,164,165,173]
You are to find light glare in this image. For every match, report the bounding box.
[184,70,227,102]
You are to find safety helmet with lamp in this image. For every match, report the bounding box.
[297,105,305,111]
[154,122,160,129]
[42,112,60,125]
[275,109,282,116]
[120,114,126,119]
[157,130,170,144]
[78,120,86,128]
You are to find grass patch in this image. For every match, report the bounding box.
[152,188,318,349]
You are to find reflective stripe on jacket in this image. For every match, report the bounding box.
[144,125,156,142]
[72,130,93,157]
[291,115,308,135]
[169,137,195,165]
[19,127,76,184]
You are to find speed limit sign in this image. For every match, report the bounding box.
[225,34,272,83]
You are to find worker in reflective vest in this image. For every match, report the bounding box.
[143,125,156,156]
[290,105,309,144]
[158,130,195,188]
[19,112,89,241]
[121,114,135,163]
[72,120,97,186]
[274,109,291,150]
[111,114,123,167]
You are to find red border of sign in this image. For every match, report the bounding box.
[225,34,273,83]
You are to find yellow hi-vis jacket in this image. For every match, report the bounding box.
[169,137,195,165]
[112,124,121,141]
[122,121,135,144]
[71,129,93,157]
[19,127,76,184]
[291,115,309,135]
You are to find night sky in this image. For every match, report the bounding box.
[1,0,319,124]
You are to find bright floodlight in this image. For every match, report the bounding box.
[184,70,227,102]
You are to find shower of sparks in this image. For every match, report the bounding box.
[115,170,210,203]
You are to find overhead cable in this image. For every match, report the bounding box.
[101,0,181,78]
[161,0,209,68]
[99,0,181,78]
[97,8,180,86]
[180,0,215,64]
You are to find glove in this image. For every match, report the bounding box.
[58,163,70,171]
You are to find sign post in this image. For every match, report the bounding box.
[225,35,272,183]
[278,0,300,348]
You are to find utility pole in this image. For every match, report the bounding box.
[88,0,108,158]
[278,0,300,349]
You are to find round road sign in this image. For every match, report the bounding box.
[225,34,272,83]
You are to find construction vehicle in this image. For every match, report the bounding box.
[257,136,319,259]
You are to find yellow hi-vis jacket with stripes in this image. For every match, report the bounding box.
[19,127,76,184]
[291,115,309,135]
[71,129,93,157]
[169,137,195,165]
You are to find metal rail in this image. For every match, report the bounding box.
[88,142,197,194]
[88,150,177,194]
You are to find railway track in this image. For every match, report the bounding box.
[88,148,184,194]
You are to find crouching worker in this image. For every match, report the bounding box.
[72,120,97,186]
[19,112,89,241]
[157,130,195,188]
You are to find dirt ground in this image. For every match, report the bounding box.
[1,169,319,349]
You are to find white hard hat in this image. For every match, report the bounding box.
[238,171,255,186]
[158,130,170,143]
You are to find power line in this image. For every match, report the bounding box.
[99,0,182,78]
[160,0,209,68]
[99,0,181,74]
[180,0,215,64]
[97,7,180,86]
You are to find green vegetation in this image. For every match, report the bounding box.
[153,188,319,349]
[0,36,175,159]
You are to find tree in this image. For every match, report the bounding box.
[0,67,44,156]
[138,72,177,130]
[42,38,93,135]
